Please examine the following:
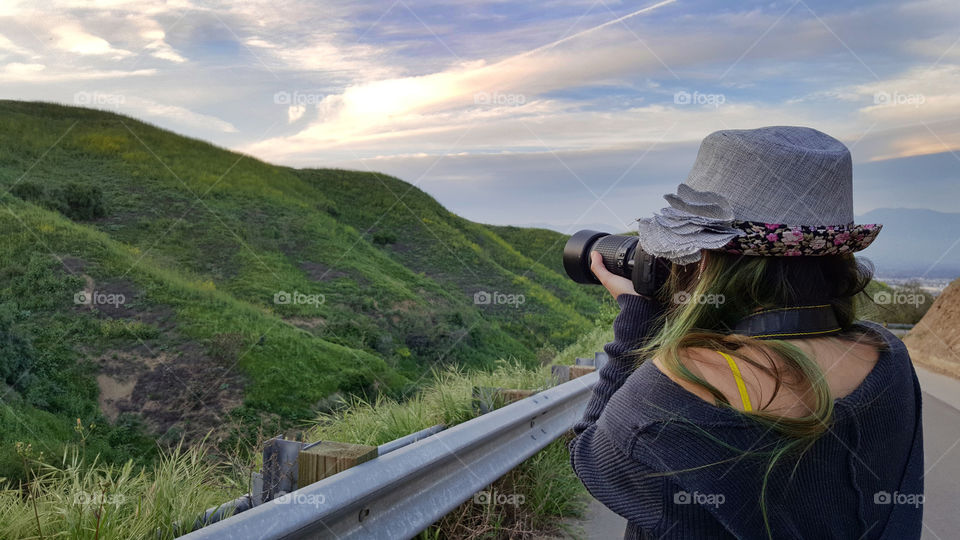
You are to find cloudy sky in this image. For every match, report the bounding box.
[1,0,958,232]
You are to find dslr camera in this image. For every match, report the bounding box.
[563,230,671,297]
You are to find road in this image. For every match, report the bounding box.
[573,365,960,539]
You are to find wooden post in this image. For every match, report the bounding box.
[498,388,536,404]
[569,365,596,379]
[298,441,378,487]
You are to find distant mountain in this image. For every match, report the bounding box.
[857,208,960,279]
[516,222,627,235]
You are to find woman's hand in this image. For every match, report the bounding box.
[590,251,640,299]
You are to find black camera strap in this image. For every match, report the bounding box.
[732,304,841,340]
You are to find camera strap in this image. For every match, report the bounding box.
[732,304,841,340]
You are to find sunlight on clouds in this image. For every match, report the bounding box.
[52,22,132,57]
[855,65,960,159]
[288,105,306,123]
[134,16,187,63]
[1,64,157,82]
[3,62,45,74]
[97,96,239,133]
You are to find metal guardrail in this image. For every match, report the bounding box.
[179,370,599,540]
[191,424,450,531]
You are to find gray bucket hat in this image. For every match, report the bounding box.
[637,126,881,264]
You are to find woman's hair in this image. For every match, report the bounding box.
[638,251,885,535]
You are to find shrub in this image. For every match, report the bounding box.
[372,231,398,245]
[59,182,107,220]
[0,303,35,391]
[9,180,106,221]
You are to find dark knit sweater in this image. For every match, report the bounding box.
[570,295,924,539]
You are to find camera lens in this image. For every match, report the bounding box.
[562,230,638,284]
[591,234,639,277]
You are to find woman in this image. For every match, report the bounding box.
[569,126,924,539]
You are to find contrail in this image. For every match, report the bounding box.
[515,0,678,59]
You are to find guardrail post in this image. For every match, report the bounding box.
[261,437,308,502]
[551,363,596,383]
[550,364,571,383]
[594,351,609,371]
[298,442,378,487]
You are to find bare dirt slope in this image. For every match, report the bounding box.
[904,278,960,378]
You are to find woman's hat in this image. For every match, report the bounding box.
[636,126,881,264]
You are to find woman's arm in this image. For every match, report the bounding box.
[572,293,663,434]
[567,253,668,527]
[568,282,667,527]
[573,252,666,433]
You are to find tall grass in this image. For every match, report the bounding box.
[0,361,590,539]
[308,361,588,539]
[0,443,243,540]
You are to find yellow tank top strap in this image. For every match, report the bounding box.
[716,351,753,412]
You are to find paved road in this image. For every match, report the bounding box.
[576,365,960,539]
[915,367,960,540]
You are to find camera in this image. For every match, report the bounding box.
[562,230,670,297]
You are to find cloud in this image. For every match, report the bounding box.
[116,96,239,133]
[69,93,238,134]
[0,32,32,57]
[131,15,187,63]
[52,22,133,58]
[1,64,157,82]
[1,0,959,230]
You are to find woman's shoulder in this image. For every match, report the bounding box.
[854,320,909,354]
[599,359,748,442]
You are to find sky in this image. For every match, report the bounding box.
[1,0,959,233]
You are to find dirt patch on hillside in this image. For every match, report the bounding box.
[287,317,327,333]
[63,256,247,442]
[96,374,137,422]
[61,256,88,275]
[904,278,960,379]
[96,342,247,442]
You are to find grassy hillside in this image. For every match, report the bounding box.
[0,100,606,478]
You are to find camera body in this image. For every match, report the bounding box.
[562,230,670,297]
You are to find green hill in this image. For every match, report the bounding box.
[0,100,606,477]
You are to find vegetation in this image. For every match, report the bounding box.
[0,100,604,481]
[862,280,934,324]
[0,331,615,540]
[308,361,588,538]
[0,442,243,540]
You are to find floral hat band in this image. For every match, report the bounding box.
[718,221,881,257]
[635,126,882,264]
